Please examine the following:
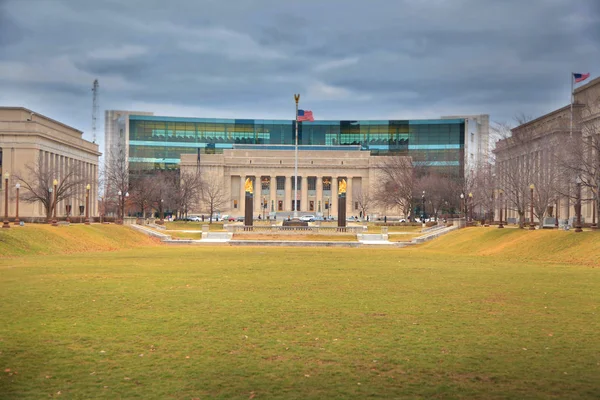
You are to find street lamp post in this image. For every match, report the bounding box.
[85,184,91,225]
[14,182,20,225]
[117,190,122,224]
[555,199,559,229]
[529,184,535,230]
[262,196,266,220]
[3,172,10,229]
[460,193,465,222]
[592,199,597,230]
[326,197,330,219]
[51,179,58,227]
[575,177,583,232]
[498,190,504,229]
[160,199,164,224]
[117,190,129,224]
[468,192,473,224]
[421,191,426,225]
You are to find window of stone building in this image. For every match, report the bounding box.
[278,200,283,211]
[233,199,238,209]
[261,176,270,191]
[276,176,285,190]
[309,200,314,211]
[355,201,359,210]
[308,177,316,190]
[291,177,302,190]
[322,177,331,191]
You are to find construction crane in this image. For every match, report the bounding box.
[91,79,99,144]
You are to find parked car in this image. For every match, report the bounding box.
[217,214,229,222]
[236,216,245,222]
[346,216,358,222]
[186,216,201,222]
[313,216,325,221]
[228,216,237,222]
[299,215,315,222]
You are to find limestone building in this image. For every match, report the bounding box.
[494,76,600,226]
[0,107,101,221]
[180,148,406,218]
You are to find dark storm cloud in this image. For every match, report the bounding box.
[1,0,599,149]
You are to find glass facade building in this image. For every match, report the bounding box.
[128,115,465,175]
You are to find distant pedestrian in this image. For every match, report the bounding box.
[384,216,387,224]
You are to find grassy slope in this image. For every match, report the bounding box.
[0,224,159,257]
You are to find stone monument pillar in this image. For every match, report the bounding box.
[244,177,254,227]
[338,178,347,228]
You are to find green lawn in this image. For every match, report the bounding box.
[0,227,599,399]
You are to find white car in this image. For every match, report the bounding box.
[299,215,315,222]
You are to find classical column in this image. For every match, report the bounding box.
[316,176,323,216]
[269,176,277,217]
[239,176,246,216]
[331,177,338,217]
[301,176,309,213]
[255,176,262,214]
[284,175,292,212]
[346,177,353,217]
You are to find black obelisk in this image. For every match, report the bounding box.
[338,179,347,228]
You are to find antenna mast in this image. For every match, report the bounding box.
[92,79,99,144]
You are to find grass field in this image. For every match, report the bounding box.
[0,226,599,399]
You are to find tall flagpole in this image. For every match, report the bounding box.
[294,94,300,218]
[570,72,574,137]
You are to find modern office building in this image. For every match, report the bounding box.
[0,107,101,221]
[106,111,489,217]
[442,114,490,168]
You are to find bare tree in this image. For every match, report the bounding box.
[373,156,415,218]
[14,153,86,220]
[494,120,536,228]
[129,174,159,218]
[354,189,372,219]
[176,170,203,220]
[104,149,130,219]
[559,92,600,226]
[200,171,229,223]
[148,170,178,222]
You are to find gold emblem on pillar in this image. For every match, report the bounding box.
[244,178,253,194]
[338,179,347,195]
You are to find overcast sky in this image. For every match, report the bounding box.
[1,0,599,152]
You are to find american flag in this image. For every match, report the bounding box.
[573,73,590,83]
[297,109,314,122]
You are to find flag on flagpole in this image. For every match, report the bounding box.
[573,73,590,83]
[297,109,314,122]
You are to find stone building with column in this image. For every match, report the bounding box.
[0,107,101,221]
[494,75,600,227]
[180,148,407,218]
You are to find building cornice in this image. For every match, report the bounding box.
[0,106,84,134]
